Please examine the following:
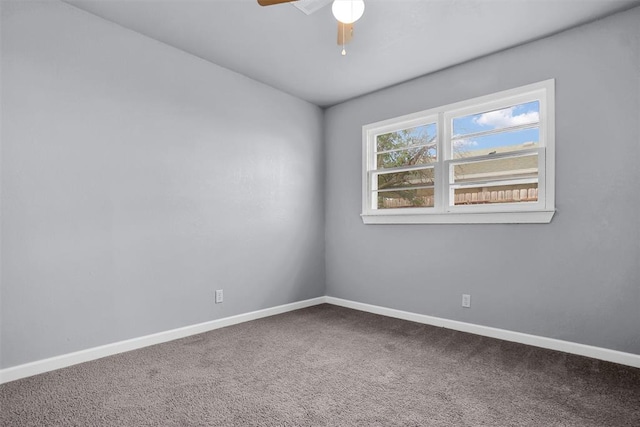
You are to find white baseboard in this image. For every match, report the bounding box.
[0,297,326,384]
[3,295,638,384]
[326,296,640,369]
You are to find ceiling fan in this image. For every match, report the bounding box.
[257,0,365,55]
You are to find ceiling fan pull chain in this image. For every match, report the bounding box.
[341,22,346,56]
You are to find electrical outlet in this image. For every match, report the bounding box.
[215,289,223,304]
[462,294,471,308]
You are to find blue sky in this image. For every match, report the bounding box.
[453,101,540,152]
[378,101,540,153]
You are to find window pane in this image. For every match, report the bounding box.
[376,123,437,152]
[452,127,539,159]
[377,146,436,169]
[452,154,538,184]
[453,101,539,137]
[453,184,538,205]
[377,188,434,209]
[377,168,435,190]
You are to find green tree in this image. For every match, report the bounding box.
[376,128,436,207]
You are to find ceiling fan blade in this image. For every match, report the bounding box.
[257,0,298,6]
[337,22,354,45]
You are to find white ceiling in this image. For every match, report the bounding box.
[64,0,640,107]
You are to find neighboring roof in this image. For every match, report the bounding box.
[454,142,538,183]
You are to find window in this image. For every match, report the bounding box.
[362,80,555,224]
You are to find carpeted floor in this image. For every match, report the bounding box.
[1,304,639,426]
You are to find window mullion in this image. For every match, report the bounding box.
[450,122,538,141]
[375,163,436,174]
[438,111,449,212]
[377,142,437,155]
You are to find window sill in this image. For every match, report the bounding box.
[361,210,556,224]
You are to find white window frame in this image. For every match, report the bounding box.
[362,80,555,224]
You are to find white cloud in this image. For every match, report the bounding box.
[474,107,539,129]
[452,138,478,149]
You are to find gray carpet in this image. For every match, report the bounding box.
[1,304,639,426]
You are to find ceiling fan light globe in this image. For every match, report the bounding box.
[332,0,365,24]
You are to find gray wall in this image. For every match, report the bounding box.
[1,1,325,368]
[325,7,640,354]
[0,0,4,369]
[1,1,638,370]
